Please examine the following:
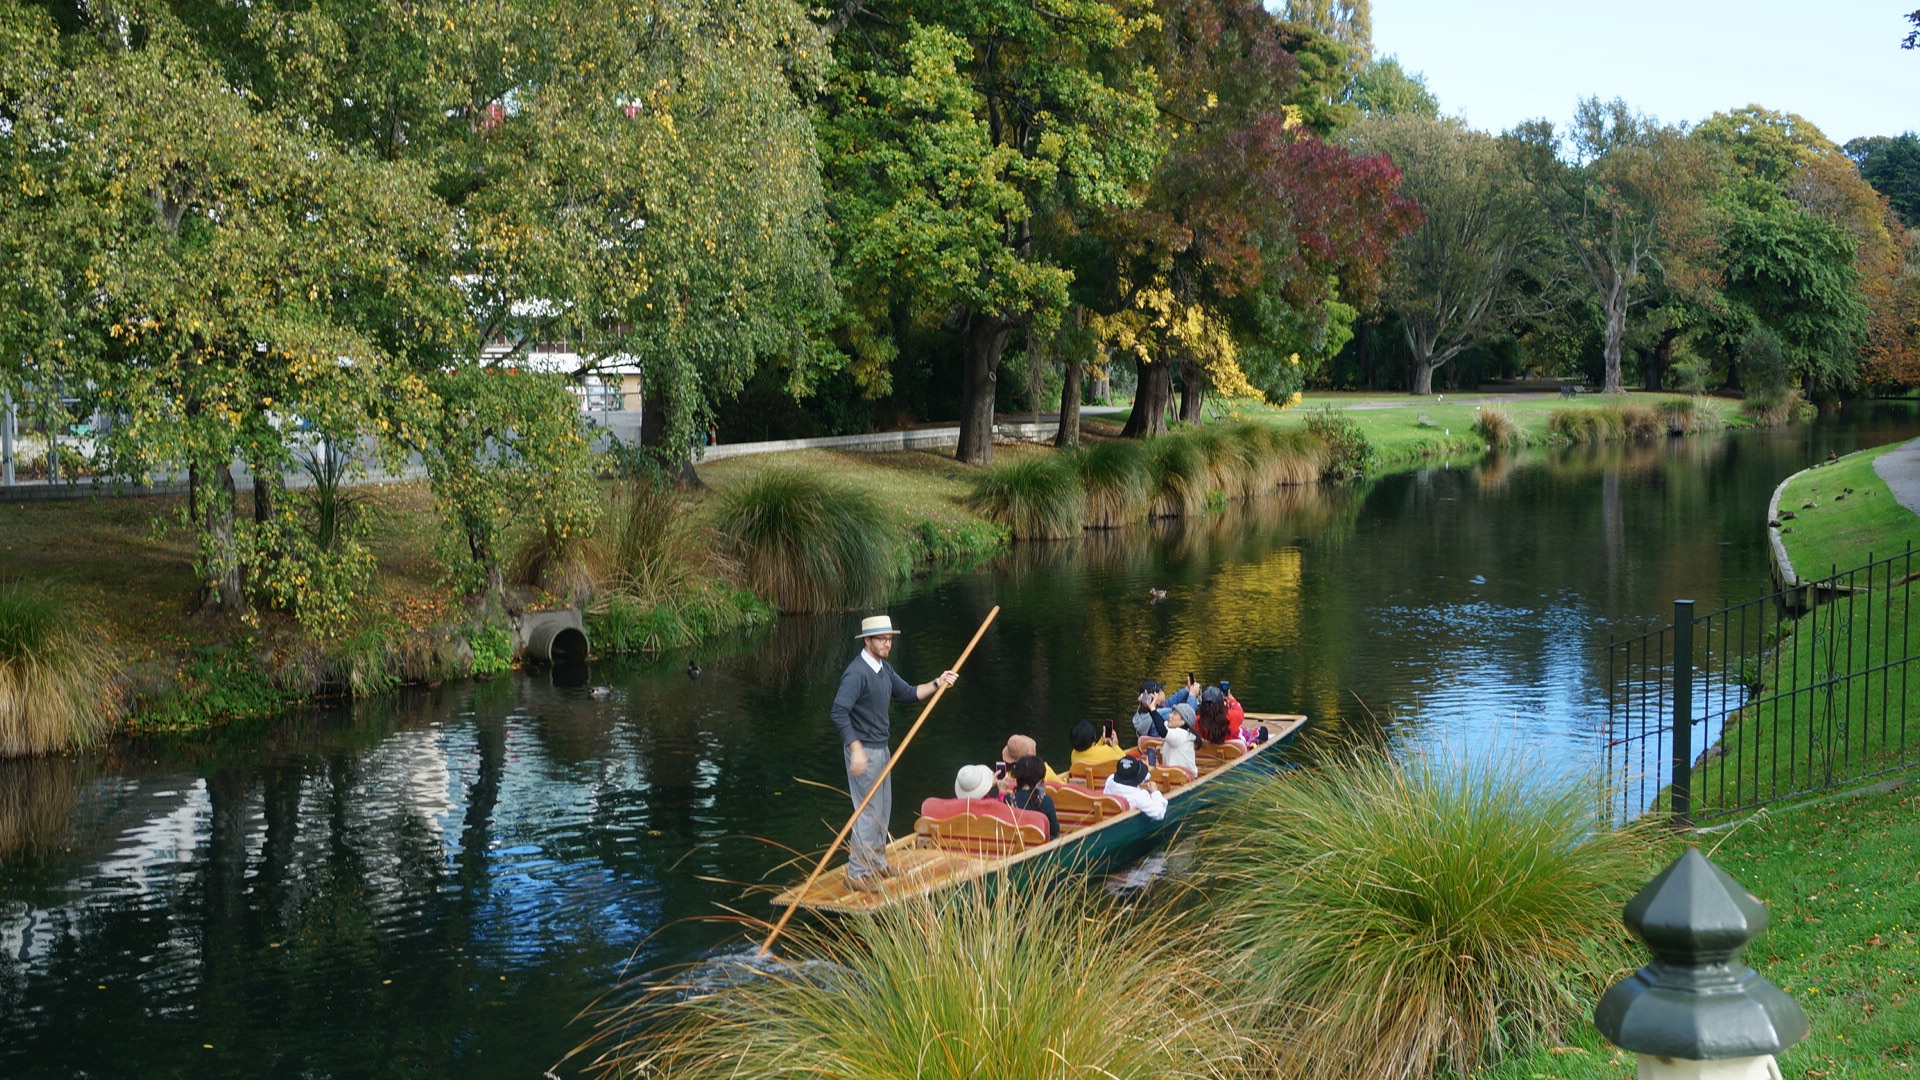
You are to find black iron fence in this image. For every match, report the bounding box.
[1607,544,1920,824]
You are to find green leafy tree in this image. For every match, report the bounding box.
[1350,115,1558,394]
[1278,0,1370,84]
[1351,55,1439,120]
[1510,99,1718,394]
[820,0,1159,465]
[1845,133,1920,229]
[0,3,463,612]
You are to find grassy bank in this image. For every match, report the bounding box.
[1775,442,1920,581]
[1481,780,1920,1080]
[1248,391,1730,471]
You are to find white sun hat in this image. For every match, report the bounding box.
[855,615,901,639]
[954,764,996,800]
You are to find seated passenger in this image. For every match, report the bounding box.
[1195,694,1246,748]
[1219,681,1246,739]
[1069,719,1125,768]
[1001,755,1060,839]
[1130,680,1168,739]
[1159,706,1199,777]
[954,763,999,803]
[996,734,1062,788]
[1102,756,1168,821]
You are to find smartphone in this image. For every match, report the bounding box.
[994,760,1008,778]
[1102,718,1116,736]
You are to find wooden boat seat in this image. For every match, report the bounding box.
[1047,781,1127,829]
[917,810,1048,857]
[1069,758,1121,788]
[1194,741,1247,771]
[1135,736,1164,757]
[1150,765,1193,789]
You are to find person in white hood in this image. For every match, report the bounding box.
[1103,757,1168,821]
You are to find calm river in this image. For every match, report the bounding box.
[5,403,1920,1079]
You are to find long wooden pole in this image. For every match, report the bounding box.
[757,604,1000,956]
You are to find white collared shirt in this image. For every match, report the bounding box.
[860,650,883,673]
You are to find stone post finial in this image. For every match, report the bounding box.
[1595,848,1807,1079]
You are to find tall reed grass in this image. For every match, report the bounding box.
[0,583,116,757]
[574,870,1244,1080]
[1077,440,1154,528]
[1200,749,1659,1080]
[1547,406,1626,443]
[590,479,773,644]
[1148,434,1210,518]
[714,469,896,613]
[1655,396,1724,435]
[1618,402,1663,439]
[965,454,1088,539]
[1741,386,1806,427]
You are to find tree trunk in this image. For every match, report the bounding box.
[1602,285,1628,394]
[638,386,705,489]
[252,462,280,527]
[1089,352,1110,403]
[1178,355,1206,425]
[1054,354,1083,449]
[1410,356,1437,395]
[1648,328,1680,392]
[197,461,245,613]
[1121,356,1175,438]
[955,312,1010,466]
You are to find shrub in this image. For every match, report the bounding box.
[1145,433,1209,517]
[714,468,896,612]
[1077,440,1154,528]
[1742,386,1806,428]
[964,454,1087,539]
[574,871,1242,1080]
[468,624,515,677]
[0,583,116,757]
[1473,405,1520,449]
[1303,405,1372,480]
[1200,749,1659,1080]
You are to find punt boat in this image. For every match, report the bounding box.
[770,712,1307,914]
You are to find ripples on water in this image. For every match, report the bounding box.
[5,407,1920,1078]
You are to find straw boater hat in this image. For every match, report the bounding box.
[855,614,901,639]
[954,764,996,800]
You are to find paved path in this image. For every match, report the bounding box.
[1873,438,1920,516]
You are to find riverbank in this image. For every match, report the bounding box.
[1480,779,1920,1080]
[1773,440,1920,582]
[0,389,1753,749]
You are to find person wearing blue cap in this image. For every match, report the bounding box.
[830,614,958,893]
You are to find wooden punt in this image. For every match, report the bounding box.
[769,712,1307,914]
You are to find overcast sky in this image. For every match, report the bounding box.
[1372,1,1917,147]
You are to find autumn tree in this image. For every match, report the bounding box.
[1845,133,1920,229]
[819,0,1159,465]
[1510,99,1717,394]
[1350,115,1557,394]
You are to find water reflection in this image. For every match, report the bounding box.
[5,404,1920,1079]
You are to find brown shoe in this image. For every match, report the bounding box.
[846,872,883,894]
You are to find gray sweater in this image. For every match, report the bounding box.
[830,654,921,748]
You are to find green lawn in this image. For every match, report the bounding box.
[1776,444,1920,582]
[1479,781,1920,1080]
[1243,390,1727,470]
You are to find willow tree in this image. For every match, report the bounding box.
[819,0,1160,466]
[0,3,463,612]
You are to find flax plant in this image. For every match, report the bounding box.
[1201,749,1660,1080]
[714,469,895,613]
[575,871,1248,1080]
[1077,439,1154,528]
[0,582,115,757]
[965,454,1088,539]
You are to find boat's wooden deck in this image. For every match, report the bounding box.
[770,713,1306,914]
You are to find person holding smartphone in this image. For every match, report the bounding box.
[1067,719,1125,769]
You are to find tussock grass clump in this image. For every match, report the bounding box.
[1547,406,1625,444]
[576,871,1243,1080]
[1266,427,1326,487]
[1473,405,1521,449]
[1742,387,1806,427]
[1656,396,1724,435]
[1189,424,1253,498]
[1147,433,1210,517]
[714,469,895,613]
[589,480,775,647]
[0,582,116,758]
[1077,440,1154,528]
[965,454,1087,539]
[1201,749,1659,1080]
[1618,402,1663,439]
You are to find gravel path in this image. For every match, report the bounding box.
[1872,438,1920,516]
